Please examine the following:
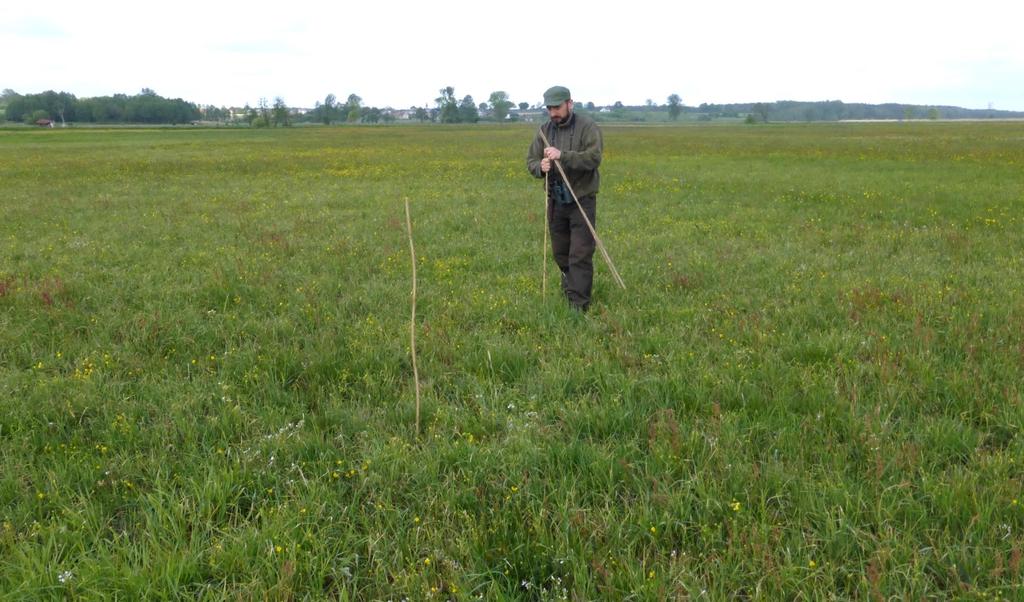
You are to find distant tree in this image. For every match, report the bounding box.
[608,101,627,120]
[9,90,78,124]
[518,102,529,111]
[257,98,271,127]
[753,102,770,123]
[927,107,939,120]
[118,90,198,124]
[52,91,75,125]
[585,101,595,111]
[458,95,479,123]
[645,98,655,108]
[667,94,682,121]
[244,103,257,126]
[346,94,362,122]
[823,100,845,121]
[0,89,17,115]
[74,97,96,122]
[323,93,337,124]
[202,105,228,123]
[414,107,429,122]
[436,86,459,123]
[488,91,514,121]
[361,106,382,123]
[272,97,289,127]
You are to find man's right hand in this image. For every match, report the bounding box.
[541,158,551,173]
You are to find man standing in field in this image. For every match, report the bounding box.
[527,85,604,312]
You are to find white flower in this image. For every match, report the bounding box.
[58,570,73,583]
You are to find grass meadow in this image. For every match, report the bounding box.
[1,121,1023,599]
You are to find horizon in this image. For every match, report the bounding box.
[4,88,1020,114]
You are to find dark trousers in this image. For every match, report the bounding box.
[549,194,596,309]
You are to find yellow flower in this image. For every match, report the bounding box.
[730,500,741,512]
[808,560,816,568]
[649,526,657,534]
[423,557,431,566]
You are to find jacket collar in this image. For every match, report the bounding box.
[554,111,576,129]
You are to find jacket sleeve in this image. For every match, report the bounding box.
[526,132,546,179]
[559,121,602,171]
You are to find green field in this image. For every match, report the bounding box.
[2,122,1022,599]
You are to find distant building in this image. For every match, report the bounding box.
[512,109,544,123]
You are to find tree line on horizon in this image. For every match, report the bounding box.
[3,87,1021,126]
[0,87,690,126]
[2,88,200,125]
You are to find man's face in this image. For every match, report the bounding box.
[547,100,573,124]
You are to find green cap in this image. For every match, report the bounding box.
[543,86,571,107]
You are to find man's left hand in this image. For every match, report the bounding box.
[543,146,561,161]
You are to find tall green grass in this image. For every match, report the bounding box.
[1,122,1022,598]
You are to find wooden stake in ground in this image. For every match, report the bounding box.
[538,128,626,290]
[404,198,421,435]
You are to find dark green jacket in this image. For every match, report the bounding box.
[527,111,603,199]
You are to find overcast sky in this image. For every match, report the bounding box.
[3,1,1022,111]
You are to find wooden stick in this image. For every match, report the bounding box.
[542,173,549,296]
[404,198,421,435]
[538,128,626,290]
